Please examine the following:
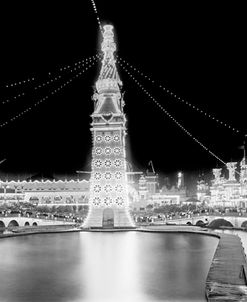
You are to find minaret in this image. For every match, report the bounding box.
[83,25,135,228]
[226,162,237,182]
[177,172,184,189]
[212,168,222,184]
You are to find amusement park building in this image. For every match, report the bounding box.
[197,158,247,208]
[0,179,89,205]
[0,171,187,209]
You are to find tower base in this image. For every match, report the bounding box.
[83,207,135,228]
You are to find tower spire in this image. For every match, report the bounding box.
[83,24,134,229]
[96,24,122,94]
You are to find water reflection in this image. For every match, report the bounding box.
[0,232,218,302]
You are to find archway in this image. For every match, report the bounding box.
[0,221,5,233]
[24,222,30,226]
[195,220,205,227]
[186,221,192,226]
[241,221,247,228]
[208,219,233,229]
[8,220,19,227]
[102,208,114,228]
[32,222,38,226]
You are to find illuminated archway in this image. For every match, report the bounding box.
[24,222,30,226]
[102,209,114,228]
[32,222,38,226]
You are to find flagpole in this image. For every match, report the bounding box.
[244,135,247,160]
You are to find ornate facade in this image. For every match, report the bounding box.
[82,25,134,228]
[198,158,247,208]
[0,179,89,205]
[130,172,187,211]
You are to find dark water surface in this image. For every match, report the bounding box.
[0,232,218,302]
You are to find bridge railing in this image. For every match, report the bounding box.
[0,213,83,223]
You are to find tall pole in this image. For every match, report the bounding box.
[244,135,247,160]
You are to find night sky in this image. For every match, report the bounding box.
[0,1,245,180]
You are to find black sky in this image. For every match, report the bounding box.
[0,1,246,178]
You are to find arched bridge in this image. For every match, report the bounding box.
[0,216,74,229]
[165,215,247,228]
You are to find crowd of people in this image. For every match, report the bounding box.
[132,203,247,225]
[0,202,88,223]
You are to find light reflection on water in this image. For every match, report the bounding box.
[0,232,218,302]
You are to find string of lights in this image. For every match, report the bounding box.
[117,56,241,135]
[90,0,103,34]
[1,54,99,105]
[1,93,26,105]
[0,57,99,129]
[34,55,99,90]
[118,60,227,167]
[2,77,35,89]
[57,54,100,74]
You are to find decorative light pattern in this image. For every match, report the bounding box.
[115,184,123,192]
[114,159,122,167]
[33,55,98,90]
[0,57,98,128]
[104,185,112,193]
[115,171,123,179]
[1,92,25,105]
[94,159,103,168]
[3,77,35,89]
[104,159,112,167]
[113,135,120,142]
[104,135,111,142]
[57,55,99,73]
[104,172,111,180]
[94,172,101,180]
[95,135,103,143]
[90,0,103,34]
[104,147,111,155]
[104,197,112,206]
[93,197,101,206]
[115,196,124,206]
[114,147,121,155]
[95,147,102,155]
[33,75,62,90]
[119,61,227,166]
[93,185,101,193]
[1,55,98,108]
[85,24,134,228]
[117,56,241,135]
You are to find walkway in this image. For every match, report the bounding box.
[206,233,247,301]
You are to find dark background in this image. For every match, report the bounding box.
[0,1,245,182]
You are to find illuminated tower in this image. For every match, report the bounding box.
[83,25,135,228]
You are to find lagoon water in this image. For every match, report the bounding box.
[0,232,218,302]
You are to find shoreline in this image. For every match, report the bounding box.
[0,226,81,239]
[0,224,232,239]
